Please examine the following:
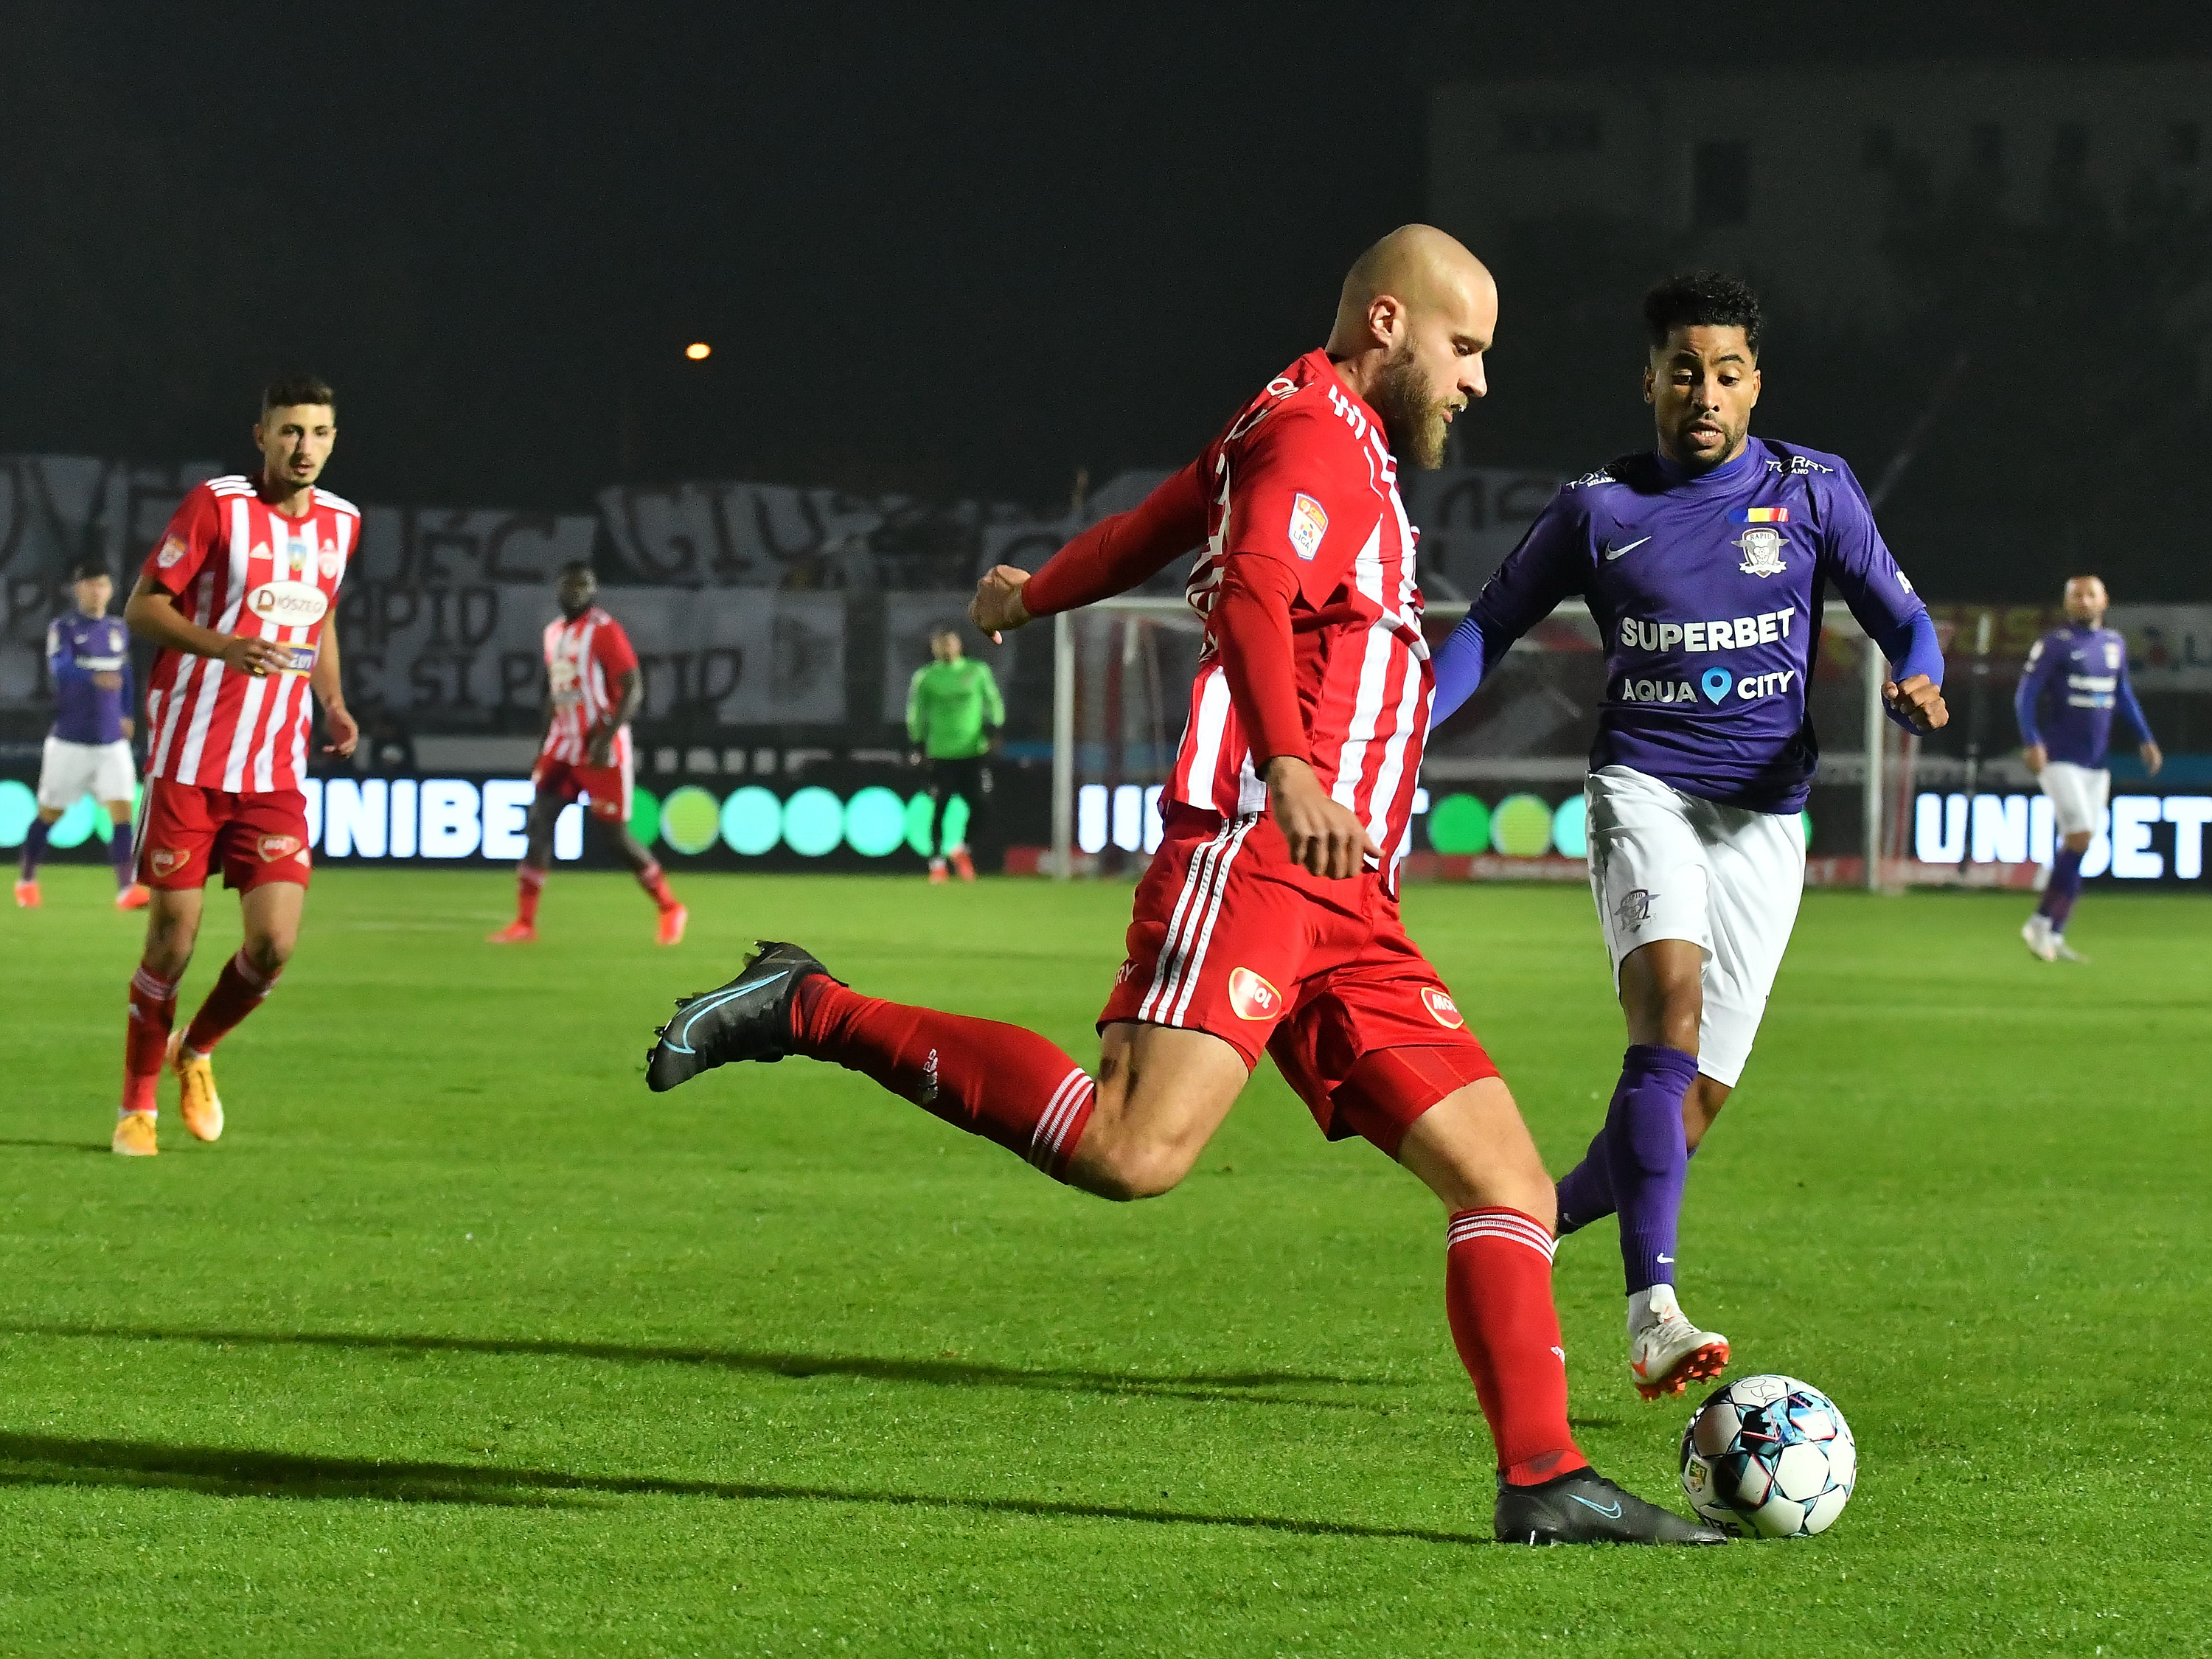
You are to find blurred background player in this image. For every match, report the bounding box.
[15,558,149,911]
[1433,272,1948,1400]
[647,227,1722,1546]
[488,561,685,945]
[2016,575,2161,962]
[905,625,1002,882]
[116,375,360,1155]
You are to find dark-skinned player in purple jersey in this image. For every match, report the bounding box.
[1431,271,1949,1400]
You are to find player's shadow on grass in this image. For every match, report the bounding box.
[0,1137,114,1154]
[0,1430,1493,1545]
[9,1321,1461,1414]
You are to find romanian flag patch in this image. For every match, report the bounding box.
[1733,507,1790,524]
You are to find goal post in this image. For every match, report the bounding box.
[1048,596,1899,888]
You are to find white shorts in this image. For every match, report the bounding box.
[2038,761,2109,841]
[36,737,136,811]
[1585,765,1807,1089]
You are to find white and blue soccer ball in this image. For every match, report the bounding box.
[1678,1374,1857,1538]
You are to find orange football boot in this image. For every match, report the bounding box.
[486,921,538,944]
[167,1032,224,1143]
[111,1111,159,1156]
[950,848,977,882]
[115,883,152,911]
[13,880,40,908]
[656,904,689,947]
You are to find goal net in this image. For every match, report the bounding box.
[1048,595,1902,888]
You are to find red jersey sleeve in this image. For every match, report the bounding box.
[142,484,225,597]
[1221,404,1382,607]
[1020,462,1208,617]
[591,614,639,682]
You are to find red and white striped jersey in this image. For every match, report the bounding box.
[1169,350,1432,888]
[141,475,358,793]
[540,607,640,765]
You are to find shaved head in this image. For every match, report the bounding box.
[2063,574,2109,625]
[1324,225,1497,468]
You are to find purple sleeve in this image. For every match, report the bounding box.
[2014,636,2057,747]
[1433,491,1587,724]
[46,619,86,686]
[2115,658,2154,745]
[1820,462,1941,721]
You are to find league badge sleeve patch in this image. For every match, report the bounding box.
[1287,493,1329,562]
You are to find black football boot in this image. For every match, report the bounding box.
[646,942,838,1093]
[1493,1468,1730,1545]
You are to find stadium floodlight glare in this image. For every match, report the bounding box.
[659,785,723,855]
[721,786,782,855]
[684,342,712,361]
[1492,793,1555,858]
[1551,796,1589,860]
[842,787,908,858]
[782,787,844,857]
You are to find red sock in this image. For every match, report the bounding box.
[123,961,178,1115]
[181,949,279,1057]
[516,865,545,926]
[638,860,678,914]
[796,978,1096,1178]
[1444,1208,1590,1486]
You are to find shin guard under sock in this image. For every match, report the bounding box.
[796,978,1096,1178]
[1444,1208,1590,1486]
[1603,1043,1700,1295]
[123,961,178,1115]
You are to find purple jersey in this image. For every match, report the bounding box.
[1436,437,1938,815]
[47,609,133,745]
[2014,624,2151,769]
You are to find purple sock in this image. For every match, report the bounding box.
[1602,1043,1699,1294]
[19,817,50,882]
[2037,846,2084,931]
[109,821,137,889]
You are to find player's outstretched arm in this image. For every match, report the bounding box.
[1432,494,1585,725]
[973,462,1211,643]
[124,574,290,678]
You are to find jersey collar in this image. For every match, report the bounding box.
[1650,437,1765,490]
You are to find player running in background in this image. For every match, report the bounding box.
[1432,272,1949,1399]
[646,227,1722,1545]
[15,559,150,911]
[2016,575,2161,962]
[488,561,686,945]
[115,375,360,1155]
[906,626,1003,883]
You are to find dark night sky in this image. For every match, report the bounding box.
[4,1,2208,515]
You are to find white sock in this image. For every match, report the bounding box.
[1628,1283,1680,1335]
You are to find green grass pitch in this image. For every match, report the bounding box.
[1,865,2206,1656]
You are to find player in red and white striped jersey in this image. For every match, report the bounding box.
[487,561,686,945]
[647,229,1719,1544]
[112,375,361,1156]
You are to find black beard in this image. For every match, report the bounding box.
[1371,346,1448,470]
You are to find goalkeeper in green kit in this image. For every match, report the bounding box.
[907,627,1004,883]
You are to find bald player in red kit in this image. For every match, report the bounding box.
[647,229,1723,1545]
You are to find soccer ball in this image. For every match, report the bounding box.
[1678,1374,1857,1538]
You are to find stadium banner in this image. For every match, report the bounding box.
[1910,790,2212,883]
[2107,604,2212,693]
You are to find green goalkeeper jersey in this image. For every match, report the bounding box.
[907,656,1004,759]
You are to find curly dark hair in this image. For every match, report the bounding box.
[1642,271,1762,357]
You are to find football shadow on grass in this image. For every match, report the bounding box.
[6,1322,1454,1414]
[0,1431,1493,1545]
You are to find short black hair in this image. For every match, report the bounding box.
[70,557,111,581]
[262,372,335,414]
[1643,271,1762,358]
[557,559,596,581]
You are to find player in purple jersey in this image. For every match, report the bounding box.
[16,560,150,911]
[2016,575,2161,963]
[1430,272,1949,1399]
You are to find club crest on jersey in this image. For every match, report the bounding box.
[1615,888,1655,929]
[1734,525,1787,577]
[257,834,303,863]
[1228,966,1283,1021]
[319,543,342,578]
[1420,987,1464,1029]
[156,535,188,568]
[1287,493,1328,561]
[149,848,189,878]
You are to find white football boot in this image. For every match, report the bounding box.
[2021,915,2059,962]
[2051,933,2090,964]
[1628,1284,1729,1402]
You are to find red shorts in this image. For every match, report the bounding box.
[136,779,313,893]
[1098,804,1498,1155]
[534,754,633,822]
